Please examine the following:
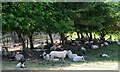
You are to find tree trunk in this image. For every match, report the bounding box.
[80,33,84,39]
[61,33,65,45]
[90,32,92,41]
[1,34,5,46]
[94,34,96,39]
[110,35,112,39]
[86,33,88,36]
[77,32,80,40]
[29,33,34,49]
[46,34,48,45]
[27,38,28,49]
[49,33,54,45]
[17,32,26,52]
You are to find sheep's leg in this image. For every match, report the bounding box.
[62,58,65,63]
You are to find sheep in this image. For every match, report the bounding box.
[81,47,86,51]
[73,56,85,62]
[117,42,120,45]
[114,39,119,43]
[84,41,89,44]
[50,45,57,51]
[42,52,50,61]
[49,50,69,62]
[108,39,112,44]
[75,41,79,44]
[71,43,76,46]
[90,41,94,44]
[100,54,110,57]
[15,53,25,61]
[91,45,99,49]
[67,50,78,59]
[16,60,26,68]
[104,42,109,46]
[38,42,45,50]
[101,44,104,47]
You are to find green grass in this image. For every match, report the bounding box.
[2,43,119,70]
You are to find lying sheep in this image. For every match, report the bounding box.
[117,42,120,45]
[91,45,99,49]
[81,47,86,51]
[49,50,69,62]
[114,39,119,43]
[90,41,94,44]
[104,42,109,46]
[73,56,85,62]
[75,41,79,44]
[67,50,78,59]
[100,54,110,57]
[101,44,104,47]
[84,41,89,44]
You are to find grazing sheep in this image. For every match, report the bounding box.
[84,41,89,44]
[73,56,85,62]
[42,52,50,61]
[15,53,24,61]
[81,47,86,51]
[100,54,110,57]
[38,42,45,50]
[104,42,109,46]
[101,44,104,47]
[114,39,119,43]
[67,50,78,59]
[90,41,94,44]
[16,60,26,68]
[91,45,99,49]
[50,45,57,51]
[49,50,69,62]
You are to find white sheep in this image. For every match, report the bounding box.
[16,60,26,68]
[81,47,86,51]
[104,42,109,46]
[42,52,50,61]
[67,50,78,59]
[108,39,112,44]
[73,56,85,62]
[91,45,99,49]
[114,39,119,42]
[15,54,24,61]
[84,41,89,44]
[101,44,104,47]
[75,41,79,44]
[50,45,57,51]
[49,50,69,62]
[100,54,110,57]
[117,42,120,45]
[90,41,94,44]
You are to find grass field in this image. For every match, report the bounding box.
[2,43,119,70]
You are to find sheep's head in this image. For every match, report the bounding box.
[80,56,85,61]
